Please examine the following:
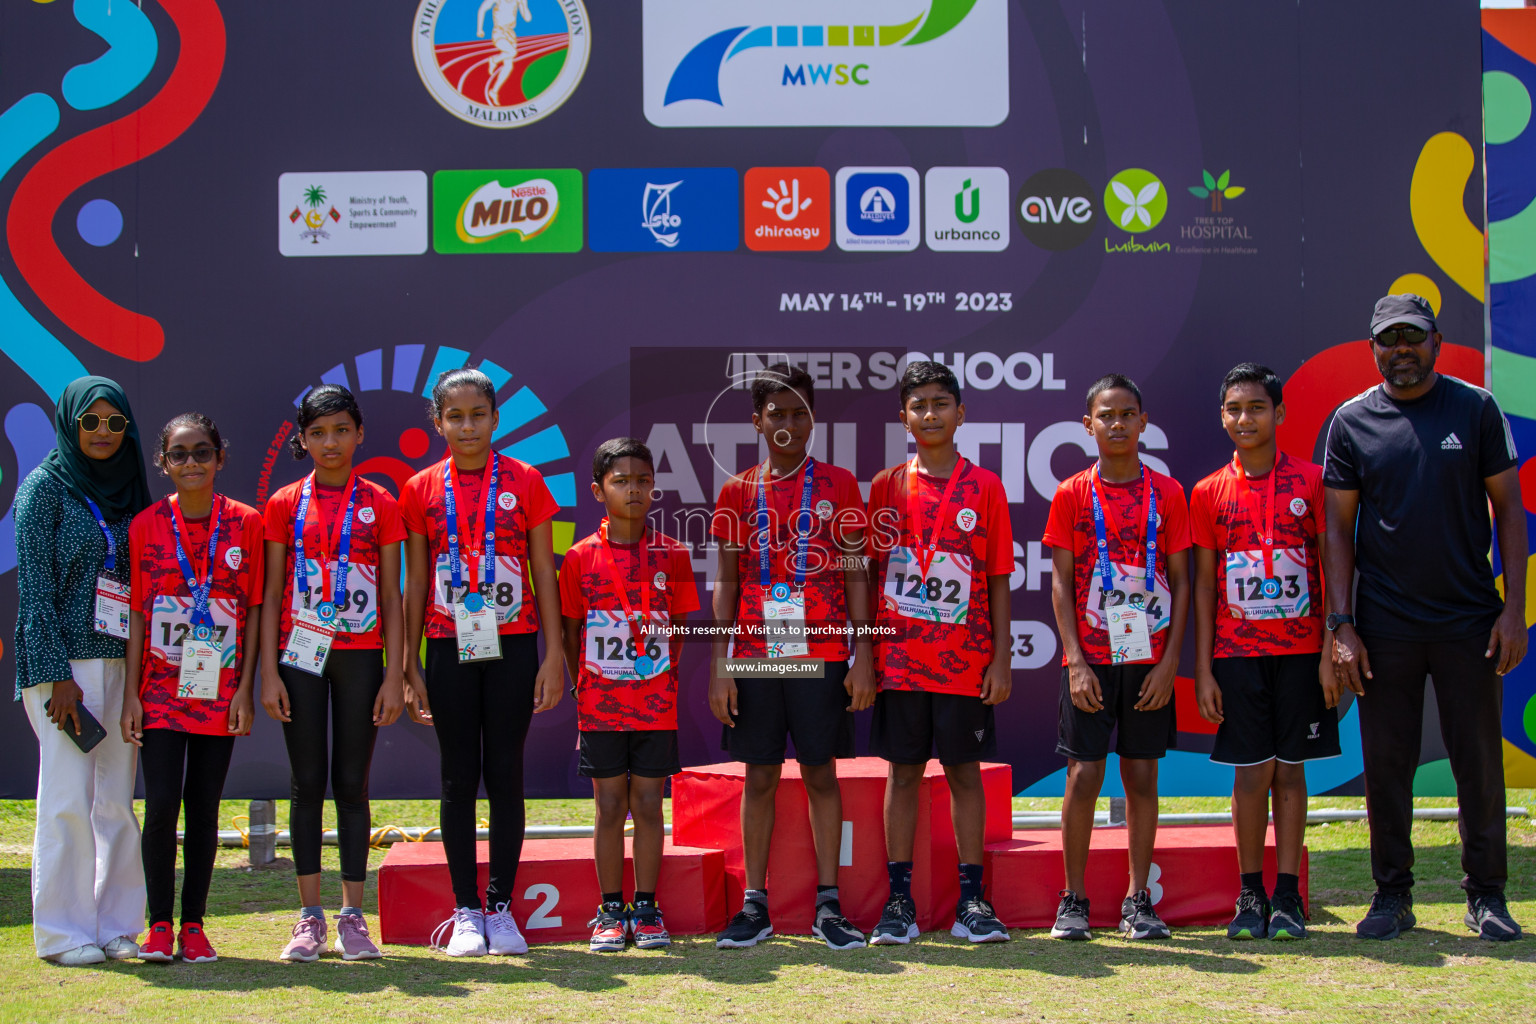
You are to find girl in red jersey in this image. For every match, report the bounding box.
[259,385,406,962]
[120,413,264,964]
[400,368,564,958]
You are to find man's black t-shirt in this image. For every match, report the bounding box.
[1323,374,1518,640]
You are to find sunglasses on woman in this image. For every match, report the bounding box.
[162,447,218,467]
[78,413,128,433]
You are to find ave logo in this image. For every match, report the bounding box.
[1015,168,1096,250]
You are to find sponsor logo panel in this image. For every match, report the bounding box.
[925,166,1008,252]
[279,172,429,257]
[589,167,740,252]
[432,169,584,253]
[744,166,830,251]
[836,166,920,252]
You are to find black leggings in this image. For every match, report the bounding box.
[141,729,236,926]
[278,650,384,881]
[425,633,536,910]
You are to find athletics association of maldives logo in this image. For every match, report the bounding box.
[414,0,591,129]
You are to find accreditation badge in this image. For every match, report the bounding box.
[761,583,809,658]
[454,593,502,662]
[1107,604,1153,665]
[282,605,337,677]
[177,625,223,701]
[93,576,130,640]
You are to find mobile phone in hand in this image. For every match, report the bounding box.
[44,698,108,753]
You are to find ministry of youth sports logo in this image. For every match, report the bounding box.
[414,0,591,129]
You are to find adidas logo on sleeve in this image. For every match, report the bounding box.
[1441,432,1463,450]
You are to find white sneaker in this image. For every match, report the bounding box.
[101,936,140,960]
[46,944,105,966]
[431,907,487,957]
[485,902,528,955]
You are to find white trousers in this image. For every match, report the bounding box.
[22,659,145,957]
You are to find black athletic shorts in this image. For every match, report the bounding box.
[579,730,681,779]
[723,660,855,766]
[1210,652,1341,766]
[1056,663,1178,762]
[869,688,996,767]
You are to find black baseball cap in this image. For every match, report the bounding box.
[1370,293,1437,336]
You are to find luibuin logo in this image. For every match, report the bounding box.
[1188,169,1244,212]
[1103,169,1167,233]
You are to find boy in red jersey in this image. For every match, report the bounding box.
[709,364,873,951]
[1044,374,1191,942]
[1192,363,1337,941]
[866,361,1014,946]
[560,439,698,953]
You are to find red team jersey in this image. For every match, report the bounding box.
[1043,466,1191,666]
[263,476,407,651]
[130,495,265,735]
[399,455,559,639]
[1189,453,1326,658]
[711,461,865,660]
[866,459,1014,696]
[558,526,700,731]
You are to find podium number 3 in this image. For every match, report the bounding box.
[524,883,563,928]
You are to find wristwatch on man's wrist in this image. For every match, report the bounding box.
[1325,613,1355,632]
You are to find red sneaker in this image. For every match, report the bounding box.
[139,921,174,962]
[177,923,218,963]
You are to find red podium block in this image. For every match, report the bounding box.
[672,757,1012,935]
[984,824,1308,929]
[378,837,728,945]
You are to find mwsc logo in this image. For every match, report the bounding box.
[642,0,1007,127]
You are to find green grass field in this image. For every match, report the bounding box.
[1,796,1533,1023]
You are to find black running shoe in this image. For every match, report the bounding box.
[870,894,918,946]
[1119,889,1171,940]
[1226,887,1270,940]
[951,896,1009,943]
[1051,889,1091,941]
[1268,892,1307,941]
[1466,892,1522,942]
[1356,891,1414,940]
[811,900,866,950]
[715,900,772,949]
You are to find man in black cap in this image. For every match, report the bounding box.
[1323,293,1527,941]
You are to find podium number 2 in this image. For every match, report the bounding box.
[524,883,562,928]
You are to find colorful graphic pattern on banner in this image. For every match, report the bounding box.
[0,1,1495,798]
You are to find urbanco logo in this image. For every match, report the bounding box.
[413,0,590,129]
[926,166,1008,252]
[1014,168,1096,250]
[1104,169,1167,233]
[642,0,1008,127]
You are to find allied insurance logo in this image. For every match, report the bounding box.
[642,0,1008,127]
[413,0,591,129]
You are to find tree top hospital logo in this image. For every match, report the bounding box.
[414,0,590,128]
[642,0,1007,127]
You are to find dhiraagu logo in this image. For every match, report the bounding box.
[643,0,1008,127]
[1104,169,1168,233]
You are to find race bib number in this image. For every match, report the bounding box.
[1107,604,1153,664]
[282,607,336,677]
[434,554,522,625]
[882,546,971,625]
[291,560,379,635]
[177,634,223,700]
[583,611,668,680]
[454,598,502,662]
[762,589,809,658]
[1084,561,1172,634]
[149,595,238,670]
[1225,547,1311,620]
[93,576,130,640]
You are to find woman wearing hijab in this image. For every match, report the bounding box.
[14,376,152,965]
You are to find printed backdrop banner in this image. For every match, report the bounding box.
[0,1,1495,797]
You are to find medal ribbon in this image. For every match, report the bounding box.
[443,456,501,592]
[906,456,967,578]
[169,494,225,629]
[1232,452,1281,579]
[755,459,815,591]
[293,472,358,609]
[1090,463,1158,594]
[600,517,652,641]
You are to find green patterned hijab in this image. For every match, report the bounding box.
[36,376,151,521]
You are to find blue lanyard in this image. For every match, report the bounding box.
[443,456,500,590]
[755,459,814,590]
[1089,464,1157,594]
[169,496,224,628]
[293,473,358,611]
[83,497,116,572]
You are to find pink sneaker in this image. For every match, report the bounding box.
[279,916,327,962]
[334,913,382,960]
